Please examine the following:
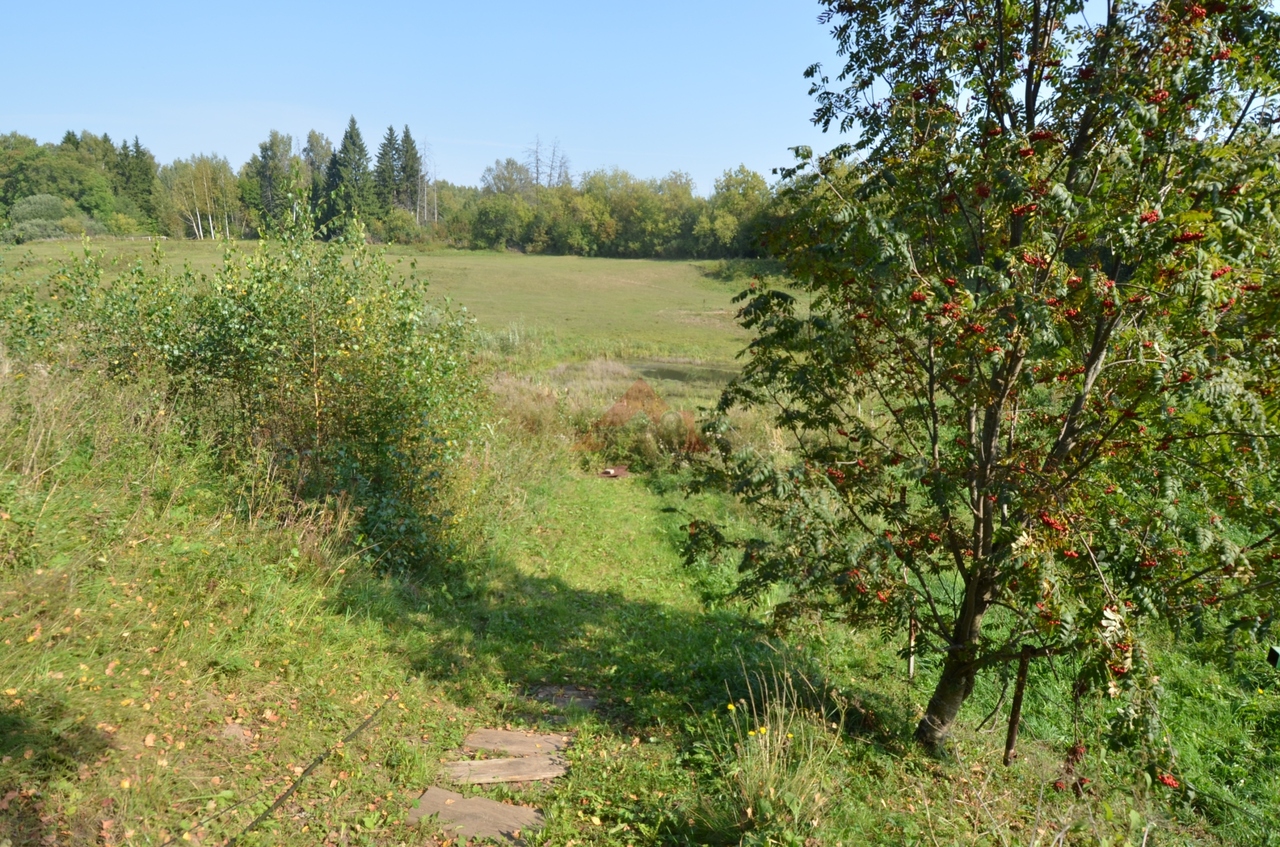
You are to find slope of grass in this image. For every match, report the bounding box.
[1,242,1273,847]
[2,364,1244,847]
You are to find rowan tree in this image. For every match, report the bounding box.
[694,0,1280,757]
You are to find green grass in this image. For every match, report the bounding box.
[2,241,751,366]
[1,242,1274,847]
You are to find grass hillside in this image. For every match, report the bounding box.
[1,239,1275,847]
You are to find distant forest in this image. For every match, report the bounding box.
[0,118,776,258]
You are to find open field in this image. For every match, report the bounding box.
[1,241,751,366]
[1,241,1275,847]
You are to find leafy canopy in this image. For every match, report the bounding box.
[695,0,1280,757]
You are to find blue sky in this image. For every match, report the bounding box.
[4,1,844,194]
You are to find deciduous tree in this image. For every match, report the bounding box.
[695,0,1280,760]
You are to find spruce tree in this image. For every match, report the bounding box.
[322,117,372,231]
[373,125,400,215]
[123,137,158,220]
[399,126,423,220]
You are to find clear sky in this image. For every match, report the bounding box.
[4,1,845,194]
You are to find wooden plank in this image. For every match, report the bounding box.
[408,786,542,844]
[463,729,572,757]
[443,755,566,785]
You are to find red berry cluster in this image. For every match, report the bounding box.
[1039,511,1069,533]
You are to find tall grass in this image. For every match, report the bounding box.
[691,658,842,845]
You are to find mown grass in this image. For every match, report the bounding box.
[1,240,1275,847]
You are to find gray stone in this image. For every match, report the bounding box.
[408,786,542,844]
[464,729,572,757]
[219,722,250,744]
[443,755,567,785]
[529,685,597,711]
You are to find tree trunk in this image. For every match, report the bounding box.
[915,649,979,751]
[915,585,991,752]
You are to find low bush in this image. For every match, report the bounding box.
[0,216,480,573]
[1,219,68,244]
[8,194,72,224]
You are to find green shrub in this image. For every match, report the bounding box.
[2,216,481,573]
[8,193,72,224]
[103,212,142,235]
[1,219,67,244]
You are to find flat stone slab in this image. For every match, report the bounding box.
[529,685,598,711]
[464,729,572,757]
[408,786,542,843]
[443,754,567,785]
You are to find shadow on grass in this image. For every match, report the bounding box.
[0,700,112,847]
[330,554,917,748]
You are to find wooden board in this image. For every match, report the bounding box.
[408,786,542,843]
[443,755,567,785]
[463,729,572,757]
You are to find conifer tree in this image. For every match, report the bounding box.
[322,117,371,231]
[373,125,400,215]
[399,126,423,220]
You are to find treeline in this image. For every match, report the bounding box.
[0,120,776,258]
[438,156,774,258]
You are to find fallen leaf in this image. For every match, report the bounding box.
[143,734,156,748]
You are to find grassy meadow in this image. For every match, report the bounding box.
[0,238,1274,847]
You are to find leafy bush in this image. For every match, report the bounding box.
[373,207,426,244]
[2,217,480,572]
[8,193,72,223]
[57,215,105,237]
[103,212,142,235]
[1,219,67,244]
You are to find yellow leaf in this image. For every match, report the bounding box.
[120,779,131,789]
